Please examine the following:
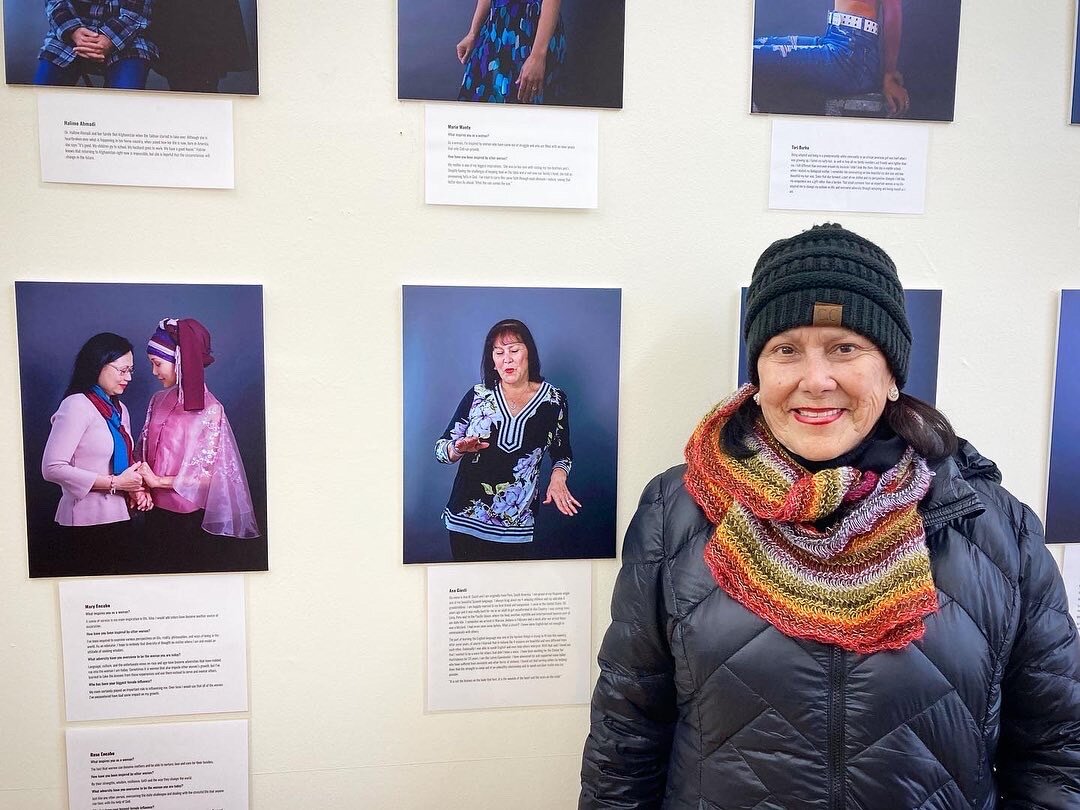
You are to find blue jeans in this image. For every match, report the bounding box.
[753,24,879,113]
[34,57,150,90]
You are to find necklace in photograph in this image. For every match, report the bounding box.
[504,384,534,414]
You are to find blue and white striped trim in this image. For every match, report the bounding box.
[553,459,572,477]
[443,509,535,544]
[493,381,553,454]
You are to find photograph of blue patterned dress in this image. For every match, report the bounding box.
[458,0,566,104]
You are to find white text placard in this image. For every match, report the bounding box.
[60,575,248,721]
[66,719,249,810]
[769,119,928,215]
[38,91,234,188]
[426,104,598,209]
[1063,546,1080,632]
[427,560,591,711]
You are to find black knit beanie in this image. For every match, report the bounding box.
[744,223,911,386]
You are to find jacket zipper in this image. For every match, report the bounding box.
[828,646,846,810]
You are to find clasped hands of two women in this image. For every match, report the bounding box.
[108,462,166,512]
[452,436,582,516]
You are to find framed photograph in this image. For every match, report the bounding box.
[398,0,624,109]
[1047,290,1080,543]
[16,282,268,577]
[403,285,620,564]
[751,0,961,121]
[1072,2,1080,124]
[4,0,258,94]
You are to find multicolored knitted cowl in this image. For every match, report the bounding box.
[684,385,938,654]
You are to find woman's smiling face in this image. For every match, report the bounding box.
[148,354,178,388]
[492,332,529,386]
[756,326,895,461]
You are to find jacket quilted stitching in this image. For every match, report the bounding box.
[580,441,1080,809]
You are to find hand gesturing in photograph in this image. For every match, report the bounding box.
[112,462,144,492]
[516,53,547,102]
[456,33,476,64]
[136,461,174,491]
[129,489,154,512]
[543,468,581,516]
[883,71,910,117]
[452,436,490,460]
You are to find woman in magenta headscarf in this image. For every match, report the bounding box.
[135,317,259,540]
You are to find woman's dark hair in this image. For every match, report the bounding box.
[721,393,959,463]
[481,319,543,389]
[63,332,134,399]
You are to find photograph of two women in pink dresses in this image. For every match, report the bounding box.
[16,282,267,578]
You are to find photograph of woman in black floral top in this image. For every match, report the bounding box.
[403,285,619,564]
[436,319,578,561]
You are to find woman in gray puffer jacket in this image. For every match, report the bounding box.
[580,224,1080,809]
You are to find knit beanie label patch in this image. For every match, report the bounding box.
[812,302,843,326]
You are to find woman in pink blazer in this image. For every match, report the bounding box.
[42,333,149,546]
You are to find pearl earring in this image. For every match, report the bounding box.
[753,393,761,405]
[887,385,899,402]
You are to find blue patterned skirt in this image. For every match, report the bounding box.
[458,1,566,104]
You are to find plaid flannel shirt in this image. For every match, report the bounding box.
[39,0,157,67]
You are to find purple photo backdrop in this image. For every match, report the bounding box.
[403,285,620,564]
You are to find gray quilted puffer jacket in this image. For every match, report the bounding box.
[580,441,1080,809]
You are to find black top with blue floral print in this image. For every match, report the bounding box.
[435,381,572,544]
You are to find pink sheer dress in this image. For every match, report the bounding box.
[136,385,259,538]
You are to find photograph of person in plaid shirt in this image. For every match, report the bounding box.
[33,0,156,89]
[4,0,258,94]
